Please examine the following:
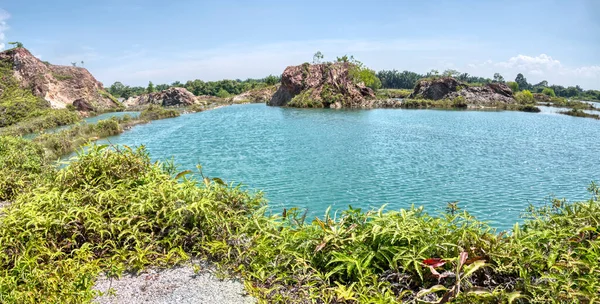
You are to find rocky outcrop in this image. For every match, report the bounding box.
[124,87,198,108]
[73,99,94,111]
[0,47,119,111]
[410,77,515,104]
[232,85,277,103]
[268,63,376,108]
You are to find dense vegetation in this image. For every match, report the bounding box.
[0,60,81,132]
[0,136,598,303]
[376,69,600,101]
[108,75,280,100]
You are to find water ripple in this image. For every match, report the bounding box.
[99,104,600,230]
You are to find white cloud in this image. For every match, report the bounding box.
[0,9,9,50]
[466,54,600,89]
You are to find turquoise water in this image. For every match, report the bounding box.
[98,104,600,230]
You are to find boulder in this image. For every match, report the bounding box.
[410,77,516,104]
[268,62,376,108]
[124,87,198,108]
[72,98,95,111]
[0,47,119,111]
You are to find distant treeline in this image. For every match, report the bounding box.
[108,75,280,99]
[108,68,599,102]
[377,69,600,101]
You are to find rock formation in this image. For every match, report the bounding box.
[124,87,198,108]
[0,47,119,111]
[268,62,376,108]
[410,77,515,104]
[232,85,277,103]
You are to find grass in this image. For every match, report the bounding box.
[139,105,180,120]
[0,138,598,303]
[33,117,126,160]
[376,89,413,99]
[0,109,81,136]
[51,72,73,81]
[400,98,467,109]
[560,109,600,120]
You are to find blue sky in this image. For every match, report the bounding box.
[1,0,599,89]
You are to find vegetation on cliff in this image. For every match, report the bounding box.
[0,138,598,303]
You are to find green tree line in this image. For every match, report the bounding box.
[377,69,600,100]
[109,75,280,100]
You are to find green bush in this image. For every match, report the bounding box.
[507,81,519,93]
[515,90,535,104]
[0,136,49,201]
[0,142,598,303]
[0,109,81,136]
[139,105,180,121]
[542,88,556,97]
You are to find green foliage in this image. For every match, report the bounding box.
[8,42,24,49]
[108,76,280,100]
[0,109,81,136]
[376,89,412,99]
[0,136,49,201]
[146,81,155,94]
[34,118,124,159]
[517,104,541,112]
[287,89,324,108]
[139,105,180,121]
[0,144,263,302]
[542,87,556,97]
[313,51,324,64]
[51,72,73,81]
[515,73,530,91]
[336,55,382,90]
[507,81,519,93]
[0,141,598,303]
[215,88,230,98]
[515,90,535,104]
[560,109,600,120]
[493,73,505,83]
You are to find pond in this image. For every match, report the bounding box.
[97,104,600,230]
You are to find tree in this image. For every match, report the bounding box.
[493,73,505,83]
[443,69,460,77]
[109,81,126,97]
[313,51,324,64]
[8,42,24,49]
[507,81,519,92]
[515,73,530,91]
[542,87,556,97]
[147,81,155,94]
[71,62,77,67]
[515,90,534,104]
[264,75,279,86]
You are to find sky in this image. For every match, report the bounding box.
[0,0,599,89]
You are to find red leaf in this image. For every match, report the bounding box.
[423,258,446,268]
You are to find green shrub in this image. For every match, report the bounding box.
[139,105,180,121]
[0,109,81,136]
[518,104,541,112]
[0,142,598,303]
[507,81,519,93]
[542,87,556,97]
[0,136,49,201]
[515,90,535,104]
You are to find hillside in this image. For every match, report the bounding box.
[0,47,119,111]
